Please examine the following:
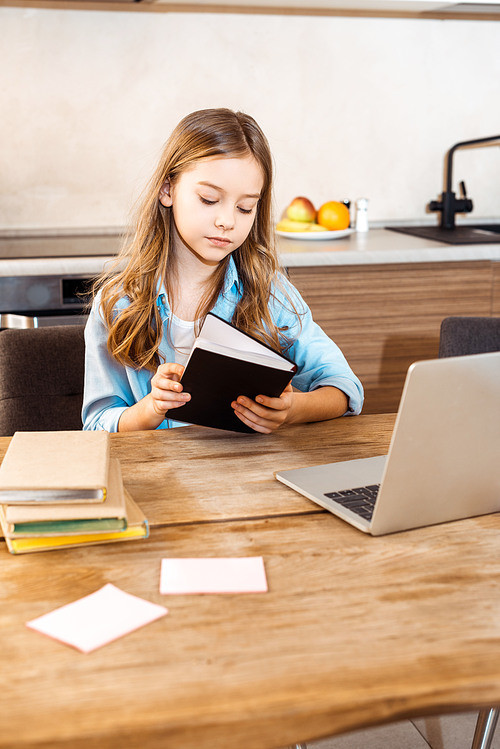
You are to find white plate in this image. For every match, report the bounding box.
[276,228,354,241]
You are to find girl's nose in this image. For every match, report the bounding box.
[215,207,234,231]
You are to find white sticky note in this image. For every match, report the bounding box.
[160,556,268,595]
[26,583,168,653]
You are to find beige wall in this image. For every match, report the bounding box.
[0,6,499,230]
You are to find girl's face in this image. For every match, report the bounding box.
[160,155,264,268]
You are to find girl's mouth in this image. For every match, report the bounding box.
[207,237,232,248]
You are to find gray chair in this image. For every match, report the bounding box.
[439,316,500,358]
[0,324,85,437]
[439,316,500,749]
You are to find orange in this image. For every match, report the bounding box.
[316,201,350,231]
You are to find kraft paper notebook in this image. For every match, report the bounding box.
[2,490,149,554]
[2,458,127,535]
[0,430,110,502]
[178,313,296,433]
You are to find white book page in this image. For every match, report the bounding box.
[194,339,294,371]
[200,314,290,362]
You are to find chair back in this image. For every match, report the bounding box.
[438,316,500,358]
[0,325,85,437]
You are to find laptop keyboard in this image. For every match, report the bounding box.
[324,485,380,521]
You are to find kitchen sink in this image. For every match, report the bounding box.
[386,224,500,245]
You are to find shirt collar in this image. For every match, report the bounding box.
[222,254,241,296]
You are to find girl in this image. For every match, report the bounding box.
[83,108,363,434]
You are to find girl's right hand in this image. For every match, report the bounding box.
[149,362,190,417]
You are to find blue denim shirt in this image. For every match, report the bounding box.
[82,257,363,431]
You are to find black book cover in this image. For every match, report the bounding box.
[176,315,296,433]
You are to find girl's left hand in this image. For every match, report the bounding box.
[231,383,294,434]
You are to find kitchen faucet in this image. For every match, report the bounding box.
[428,134,500,229]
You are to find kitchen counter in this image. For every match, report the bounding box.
[0,231,123,277]
[277,227,500,267]
[0,228,499,277]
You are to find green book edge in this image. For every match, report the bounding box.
[12,517,127,535]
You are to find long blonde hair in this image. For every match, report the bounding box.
[96,108,290,372]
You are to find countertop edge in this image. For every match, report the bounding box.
[279,245,500,267]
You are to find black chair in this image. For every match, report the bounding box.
[439,316,500,358]
[439,316,500,749]
[0,325,86,437]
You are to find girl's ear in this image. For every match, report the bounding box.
[159,180,172,207]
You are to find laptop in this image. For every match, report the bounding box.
[275,352,500,535]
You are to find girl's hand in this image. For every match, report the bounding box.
[118,362,191,432]
[150,362,190,417]
[231,383,294,434]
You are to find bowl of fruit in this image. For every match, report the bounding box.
[276,197,353,240]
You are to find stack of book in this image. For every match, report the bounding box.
[0,431,148,554]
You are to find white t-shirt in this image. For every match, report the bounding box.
[169,313,197,366]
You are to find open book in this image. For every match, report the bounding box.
[177,313,297,433]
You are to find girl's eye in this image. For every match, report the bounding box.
[199,196,255,214]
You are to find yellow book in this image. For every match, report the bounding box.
[3,491,148,554]
[0,431,110,503]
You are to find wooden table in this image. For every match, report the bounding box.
[2,414,500,749]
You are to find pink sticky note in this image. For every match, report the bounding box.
[26,583,168,653]
[160,556,268,595]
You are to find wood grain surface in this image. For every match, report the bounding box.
[288,261,495,413]
[2,415,500,749]
[2,510,500,747]
[492,262,500,316]
[0,415,395,530]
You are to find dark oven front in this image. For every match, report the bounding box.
[0,274,94,328]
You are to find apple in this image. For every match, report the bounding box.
[286,196,316,223]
